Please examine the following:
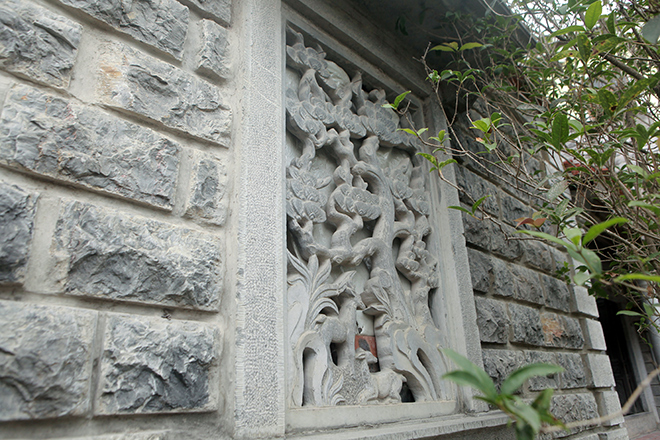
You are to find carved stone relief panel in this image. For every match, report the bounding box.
[285,28,451,408]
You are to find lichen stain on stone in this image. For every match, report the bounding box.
[541,313,564,344]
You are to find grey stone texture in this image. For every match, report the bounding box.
[50,434,167,440]
[521,240,554,274]
[97,42,231,145]
[595,390,624,426]
[184,152,228,226]
[475,297,509,344]
[58,0,189,59]
[500,192,529,225]
[455,166,499,217]
[0,181,36,284]
[98,314,218,414]
[0,85,181,210]
[185,0,231,26]
[583,318,607,351]
[541,313,584,349]
[598,429,630,440]
[550,393,599,438]
[54,201,223,310]
[467,248,491,293]
[572,285,599,318]
[196,19,230,79]
[585,353,616,388]
[557,353,587,389]
[491,257,515,298]
[482,349,524,389]
[510,303,544,346]
[0,300,96,421]
[0,0,82,88]
[511,264,543,305]
[525,351,558,391]
[542,274,572,312]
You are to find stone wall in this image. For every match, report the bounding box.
[0,0,233,438]
[0,0,627,439]
[451,108,628,439]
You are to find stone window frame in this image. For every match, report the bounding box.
[234,0,494,437]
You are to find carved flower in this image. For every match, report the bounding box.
[287,166,331,223]
[332,183,381,221]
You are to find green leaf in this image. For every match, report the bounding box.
[460,42,483,51]
[500,363,564,396]
[472,119,491,133]
[563,227,582,247]
[620,76,659,108]
[532,388,554,412]
[628,201,660,217]
[417,152,439,168]
[550,25,586,37]
[642,14,660,44]
[581,248,603,274]
[393,91,411,109]
[472,195,491,214]
[598,89,618,116]
[573,269,592,285]
[398,128,417,136]
[431,43,457,52]
[437,158,458,170]
[517,229,571,248]
[449,205,474,216]
[606,12,616,34]
[577,34,592,62]
[628,164,649,178]
[547,180,568,201]
[583,218,627,245]
[617,310,644,317]
[585,1,602,30]
[442,348,498,400]
[552,113,569,148]
[615,274,660,283]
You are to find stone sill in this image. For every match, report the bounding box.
[287,410,511,439]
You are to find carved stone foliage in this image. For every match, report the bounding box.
[286,29,450,408]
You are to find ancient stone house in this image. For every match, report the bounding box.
[0,0,657,439]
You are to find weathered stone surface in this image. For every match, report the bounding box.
[542,274,572,312]
[97,43,231,146]
[59,0,188,59]
[54,201,223,310]
[521,240,554,274]
[550,393,598,438]
[510,304,544,346]
[511,264,543,305]
[490,224,524,261]
[467,248,491,293]
[548,246,569,274]
[597,428,631,440]
[98,314,218,414]
[475,297,509,344]
[500,192,529,225]
[455,166,499,217]
[0,85,180,209]
[584,318,607,351]
[195,19,229,79]
[0,301,96,421]
[585,353,615,388]
[541,313,584,349]
[51,434,167,440]
[0,181,36,284]
[185,0,231,26]
[525,351,558,391]
[557,353,586,389]
[492,257,515,298]
[482,349,524,389]
[572,285,599,317]
[596,390,624,426]
[462,209,490,250]
[0,0,82,87]
[184,152,228,226]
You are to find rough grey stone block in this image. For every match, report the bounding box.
[572,285,599,318]
[59,0,188,59]
[0,300,96,421]
[475,297,509,344]
[49,434,167,440]
[525,351,558,391]
[557,353,586,389]
[97,42,231,146]
[462,211,490,250]
[511,264,543,305]
[551,393,598,438]
[195,19,229,79]
[598,429,630,440]
[482,349,524,389]
[185,0,230,26]
[0,0,82,87]
[584,318,607,351]
[455,166,499,217]
[492,257,514,298]
[596,390,624,426]
[500,192,529,225]
[548,246,570,274]
[510,303,544,346]
[0,85,180,210]
[0,181,36,284]
[98,314,218,414]
[541,313,584,349]
[54,201,223,310]
[585,353,615,388]
[467,248,491,293]
[521,240,554,274]
[490,223,523,261]
[184,152,228,226]
[542,274,572,312]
